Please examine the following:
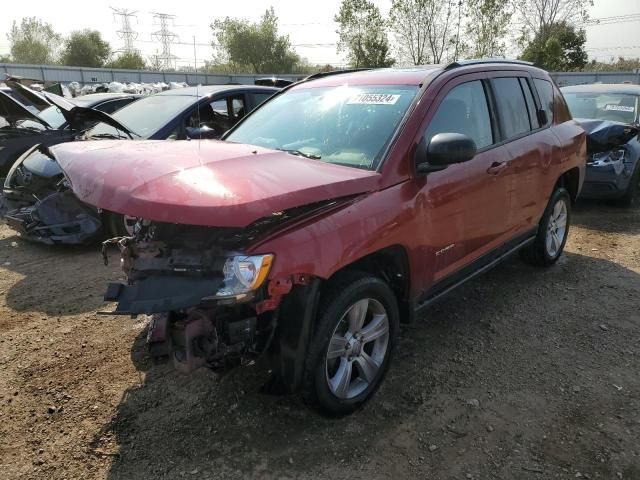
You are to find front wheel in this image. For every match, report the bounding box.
[520,187,571,266]
[302,273,399,417]
[105,211,137,237]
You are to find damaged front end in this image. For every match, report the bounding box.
[578,119,640,199]
[101,209,325,375]
[1,145,102,244]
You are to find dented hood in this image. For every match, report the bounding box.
[0,88,52,127]
[53,140,381,227]
[576,118,640,153]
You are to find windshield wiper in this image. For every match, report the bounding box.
[278,148,322,160]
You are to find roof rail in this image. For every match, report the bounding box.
[304,68,373,81]
[445,58,534,70]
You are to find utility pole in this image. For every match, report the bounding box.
[151,12,178,70]
[111,7,139,54]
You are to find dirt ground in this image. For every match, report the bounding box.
[0,201,638,480]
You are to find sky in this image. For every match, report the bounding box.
[0,0,639,69]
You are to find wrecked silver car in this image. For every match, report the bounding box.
[562,84,640,206]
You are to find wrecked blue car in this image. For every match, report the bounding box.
[562,84,640,206]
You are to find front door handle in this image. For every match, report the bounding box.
[487,161,507,175]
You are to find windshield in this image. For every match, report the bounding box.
[225,85,418,170]
[564,92,639,124]
[38,105,67,129]
[86,94,196,138]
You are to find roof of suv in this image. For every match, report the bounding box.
[292,60,547,89]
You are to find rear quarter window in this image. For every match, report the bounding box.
[534,79,554,126]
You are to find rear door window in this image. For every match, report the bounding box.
[533,79,554,126]
[492,77,531,140]
[425,80,493,149]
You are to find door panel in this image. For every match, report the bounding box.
[413,75,512,284]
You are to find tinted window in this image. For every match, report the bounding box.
[424,80,493,149]
[249,92,274,109]
[95,98,135,115]
[519,78,540,129]
[493,77,531,139]
[534,79,554,126]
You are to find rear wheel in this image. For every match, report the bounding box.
[520,187,571,266]
[302,273,399,417]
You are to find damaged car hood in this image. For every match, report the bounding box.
[576,118,640,153]
[53,140,381,227]
[0,89,52,128]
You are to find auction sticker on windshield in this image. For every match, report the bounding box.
[347,93,400,105]
[605,104,635,112]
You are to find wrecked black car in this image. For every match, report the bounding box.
[1,85,279,244]
[0,81,139,178]
[562,84,640,206]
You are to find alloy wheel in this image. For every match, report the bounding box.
[325,298,390,400]
[545,198,568,258]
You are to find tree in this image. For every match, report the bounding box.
[515,0,592,47]
[0,54,11,63]
[7,17,62,64]
[61,30,111,67]
[105,52,146,70]
[335,0,394,68]
[465,0,513,58]
[520,21,587,71]
[424,0,456,64]
[388,0,433,65]
[588,57,640,72]
[211,8,300,73]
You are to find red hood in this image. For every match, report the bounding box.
[52,140,381,227]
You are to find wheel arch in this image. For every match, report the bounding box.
[556,166,581,204]
[323,245,413,324]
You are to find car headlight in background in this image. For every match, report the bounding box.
[588,149,626,175]
[215,254,274,299]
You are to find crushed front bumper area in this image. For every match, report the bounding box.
[1,190,102,244]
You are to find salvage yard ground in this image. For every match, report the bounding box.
[0,202,639,480]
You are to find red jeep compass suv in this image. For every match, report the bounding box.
[52,60,586,415]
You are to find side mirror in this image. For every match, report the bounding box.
[416,133,477,174]
[186,126,219,140]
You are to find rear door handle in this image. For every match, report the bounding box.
[487,161,507,175]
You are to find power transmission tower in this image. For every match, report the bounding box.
[151,12,178,70]
[111,7,139,54]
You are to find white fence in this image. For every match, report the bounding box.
[0,63,305,86]
[1,63,639,87]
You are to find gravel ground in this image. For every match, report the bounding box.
[0,201,638,480]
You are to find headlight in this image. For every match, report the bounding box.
[589,149,625,167]
[215,254,274,298]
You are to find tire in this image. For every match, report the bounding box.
[302,272,399,417]
[616,163,640,208]
[520,187,571,266]
[105,211,136,237]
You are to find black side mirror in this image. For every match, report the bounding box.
[416,132,477,174]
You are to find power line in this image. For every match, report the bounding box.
[585,13,640,26]
[110,7,139,54]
